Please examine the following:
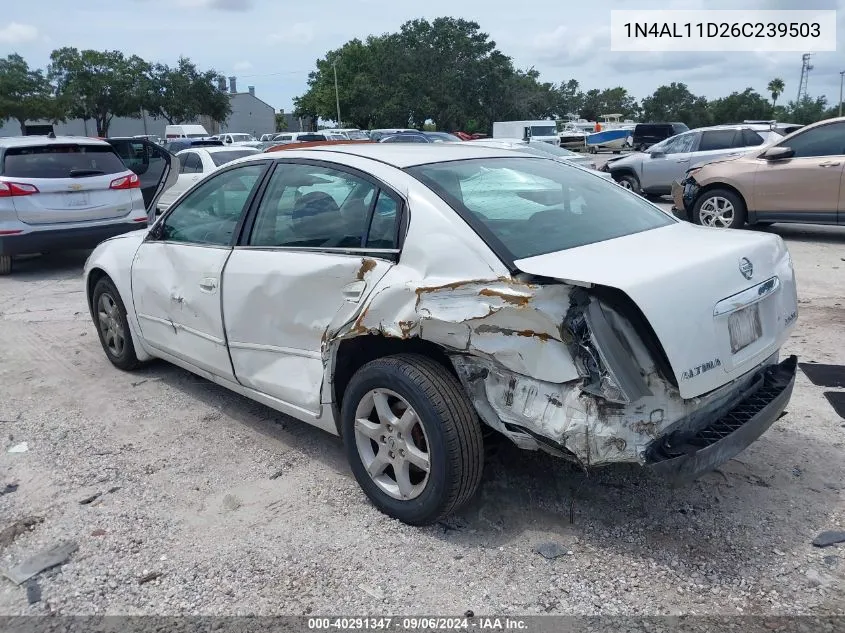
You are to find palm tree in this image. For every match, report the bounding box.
[767,78,785,108]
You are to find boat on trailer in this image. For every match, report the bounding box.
[585,114,636,153]
[558,115,594,151]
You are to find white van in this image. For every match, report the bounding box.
[164,124,209,140]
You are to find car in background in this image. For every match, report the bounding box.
[163,138,224,154]
[601,124,784,196]
[465,138,611,177]
[259,133,277,142]
[155,146,260,215]
[164,124,209,141]
[84,143,798,525]
[672,116,845,229]
[368,129,417,142]
[211,133,262,148]
[0,135,175,274]
[380,132,463,143]
[264,139,374,153]
[322,128,370,140]
[631,123,690,151]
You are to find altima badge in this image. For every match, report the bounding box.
[739,257,753,280]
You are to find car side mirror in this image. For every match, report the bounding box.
[650,150,665,158]
[762,146,794,161]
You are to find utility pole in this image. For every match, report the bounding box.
[839,71,844,117]
[332,60,341,125]
[797,53,813,102]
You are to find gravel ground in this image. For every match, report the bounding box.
[0,214,844,616]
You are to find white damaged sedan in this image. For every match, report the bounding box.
[84,144,799,525]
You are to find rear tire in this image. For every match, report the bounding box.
[341,354,484,525]
[693,188,747,229]
[0,255,10,275]
[615,173,641,194]
[91,277,140,371]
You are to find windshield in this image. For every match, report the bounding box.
[426,132,463,142]
[530,125,557,137]
[344,130,369,140]
[209,150,258,167]
[407,157,674,260]
[520,142,579,158]
[230,134,253,142]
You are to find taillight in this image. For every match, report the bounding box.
[0,182,40,197]
[109,174,140,190]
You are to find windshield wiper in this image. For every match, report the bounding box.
[68,168,105,177]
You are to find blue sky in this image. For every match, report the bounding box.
[1,0,842,113]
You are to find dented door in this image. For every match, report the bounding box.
[131,242,235,379]
[222,250,393,414]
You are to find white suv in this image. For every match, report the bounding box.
[0,135,175,274]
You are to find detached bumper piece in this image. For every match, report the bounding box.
[647,355,797,483]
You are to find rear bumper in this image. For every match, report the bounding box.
[0,222,147,256]
[646,355,797,483]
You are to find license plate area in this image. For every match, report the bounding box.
[64,192,90,207]
[728,304,762,354]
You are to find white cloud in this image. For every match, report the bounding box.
[0,22,39,44]
[268,23,315,45]
[233,60,253,71]
[532,26,610,66]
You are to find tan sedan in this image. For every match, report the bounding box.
[671,117,845,228]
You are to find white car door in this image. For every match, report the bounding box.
[131,161,271,379]
[221,161,401,417]
[639,131,699,193]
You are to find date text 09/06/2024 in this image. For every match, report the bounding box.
[623,22,821,39]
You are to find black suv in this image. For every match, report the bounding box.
[632,123,689,151]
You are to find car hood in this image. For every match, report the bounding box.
[605,152,646,168]
[513,222,797,398]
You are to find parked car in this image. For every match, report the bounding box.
[321,128,371,140]
[84,143,798,525]
[155,146,260,214]
[380,132,464,143]
[163,139,224,154]
[631,122,690,151]
[465,137,611,176]
[212,133,262,148]
[264,139,374,153]
[106,137,179,212]
[672,116,845,228]
[164,124,209,141]
[259,134,276,142]
[0,135,176,274]
[601,124,784,196]
[368,129,417,142]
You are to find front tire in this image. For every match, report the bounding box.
[0,255,10,275]
[341,354,484,525]
[91,277,140,371]
[615,173,641,194]
[693,188,746,229]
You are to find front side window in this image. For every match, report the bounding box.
[408,157,674,261]
[698,130,739,152]
[248,163,396,249]
[780,122,845,158]
[160,163,266,246]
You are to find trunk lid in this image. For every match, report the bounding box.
[8,174,135,225]
[514,222,798,399]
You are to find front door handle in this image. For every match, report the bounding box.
[819,161,841,167]
[342,280,367,301]
[199,277,218,293]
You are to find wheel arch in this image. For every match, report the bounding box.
[329,334,457,434]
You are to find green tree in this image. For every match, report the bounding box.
[709,88,773,124]
[767,78,785,108]
[275,111,288,132]
[551,79,583,118]
[147,57,230,125]
[641,82,711,128]
[0,54,58,135]
[48,48,150,137]
[785,95,829,125]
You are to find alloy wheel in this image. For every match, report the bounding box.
[97,292,126,357]
[353,388,431,501]
[699,196,735,228]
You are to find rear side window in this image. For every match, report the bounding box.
[740,129,765,146]
[698,130,738,151]
[2,144,127,178]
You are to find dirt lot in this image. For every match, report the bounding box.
[1,215,844,616]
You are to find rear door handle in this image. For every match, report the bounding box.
[199,277,218,293]
[342,280,367,301]
[819,161,841,167]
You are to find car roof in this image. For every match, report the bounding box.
[0,135,110,148]
[251,143,532,167]
[693,124,777,132]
